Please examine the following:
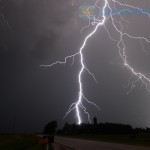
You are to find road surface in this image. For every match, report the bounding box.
[55,136,150,150]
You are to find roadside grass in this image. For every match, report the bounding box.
[59,133,150,147]
[0,134,43,150]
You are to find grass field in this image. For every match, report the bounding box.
[0,134,43,150]
[60,133,150,147]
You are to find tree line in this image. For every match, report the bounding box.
[43,121,150,135]
[57,122,133,135]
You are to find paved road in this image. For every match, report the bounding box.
[55,136,150,150]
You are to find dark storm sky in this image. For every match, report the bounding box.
[1,0,150,133]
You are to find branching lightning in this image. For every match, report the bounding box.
[41,0,150,124]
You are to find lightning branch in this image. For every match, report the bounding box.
[41,0,150,124]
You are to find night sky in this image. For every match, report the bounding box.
[1,0,150,133]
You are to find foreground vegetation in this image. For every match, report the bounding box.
[0,134,43,150]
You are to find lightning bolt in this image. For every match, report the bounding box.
[41,0,150,124]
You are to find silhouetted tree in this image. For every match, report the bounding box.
[43,121,57,135]
[146,127,150,133]
[62,122,73,134]
[59,122,134,135]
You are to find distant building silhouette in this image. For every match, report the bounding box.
[93,116,97,125]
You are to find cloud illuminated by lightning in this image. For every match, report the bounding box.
[41,0,150,124]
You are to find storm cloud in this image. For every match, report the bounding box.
[1,0,150,133]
